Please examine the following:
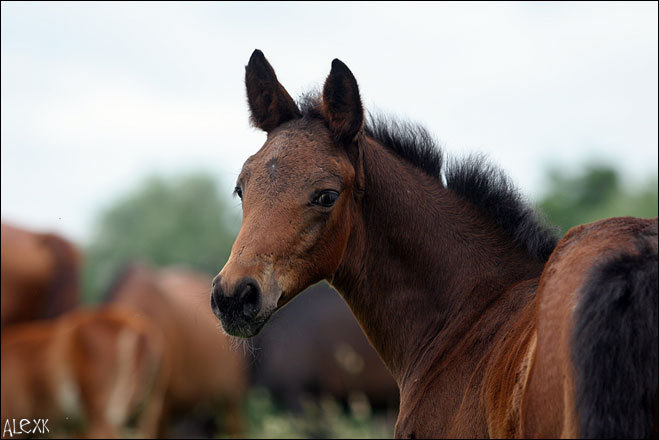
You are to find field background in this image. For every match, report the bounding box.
[2,2,657,438]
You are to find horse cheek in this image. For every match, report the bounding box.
[323,208,352,276]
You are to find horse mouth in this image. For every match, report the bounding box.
[210,292,270,338]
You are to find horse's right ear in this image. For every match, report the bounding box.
[245,50,301,133]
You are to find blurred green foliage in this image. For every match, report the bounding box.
[538,164,658,235]
[82,173,240,303]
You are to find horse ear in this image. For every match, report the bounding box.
[322,59,364,144]
[245,49,301,132]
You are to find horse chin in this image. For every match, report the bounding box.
[218,316,269,338]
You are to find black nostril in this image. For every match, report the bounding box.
[211,279,224,313]
[212,278,261,322]
[234,280,261,320]
[236,281,257,303]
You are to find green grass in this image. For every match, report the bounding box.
[236,387,396,439]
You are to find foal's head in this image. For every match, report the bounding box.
[211,50,365,337]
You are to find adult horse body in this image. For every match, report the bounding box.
[1,305,168,438]
[104,264,247,437]
[1,222,80,327]
[210,50,658,438]
[251,283,399,413]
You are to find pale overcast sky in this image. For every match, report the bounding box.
[1,1,657,243]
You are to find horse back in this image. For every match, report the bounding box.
[523,216,658,438]
[0,223,80,327]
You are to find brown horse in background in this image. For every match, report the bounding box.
[210,50,658,438]
[104,263,247,437]
[1,305,168,438]
[251,283,399,413]
[1,222,80,327]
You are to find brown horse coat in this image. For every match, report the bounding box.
[1,305,168,438]
[104,263,247,436]
[1,222,79,327]
[395,217,658,437]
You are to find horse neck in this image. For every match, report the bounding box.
[331,138,545,384]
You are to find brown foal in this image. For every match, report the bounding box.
[210,50,658,438]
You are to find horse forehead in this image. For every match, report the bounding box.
[265,126,334,159]
[249,130,343,181]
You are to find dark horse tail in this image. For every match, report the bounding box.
[571,245,658,438]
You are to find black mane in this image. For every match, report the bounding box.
[299,94,559,261]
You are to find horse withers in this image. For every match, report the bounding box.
[209,50,658,438]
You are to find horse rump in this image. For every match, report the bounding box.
[571,244,658,438]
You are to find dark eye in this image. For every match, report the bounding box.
[234,186,243,200]
[312,190,339,208]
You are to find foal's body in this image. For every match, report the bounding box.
[330,135,657,437]
[211,50,658,438]
[387,214,657,437]
[329,137,547,437]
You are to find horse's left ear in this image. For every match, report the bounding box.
[322,59,364,144]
